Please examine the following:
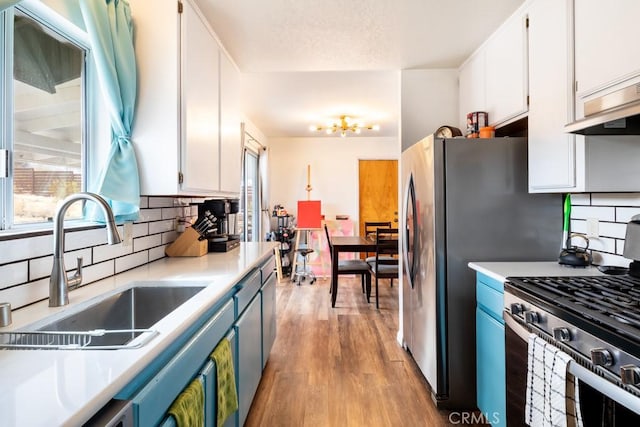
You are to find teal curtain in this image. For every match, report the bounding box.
[80,0,139,222]
[0,0,20,11]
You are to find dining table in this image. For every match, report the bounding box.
[329,235,377,306]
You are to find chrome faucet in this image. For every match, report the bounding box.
[49,192,122,307]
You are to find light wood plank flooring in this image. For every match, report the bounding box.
[245,276,461,426]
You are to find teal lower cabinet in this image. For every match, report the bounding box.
[235,294,263,426]
[475,273,506,427]
[261,270,277,369]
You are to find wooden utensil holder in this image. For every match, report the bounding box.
[165,227,208,257]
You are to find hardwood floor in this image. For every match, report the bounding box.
[244,276,458,426]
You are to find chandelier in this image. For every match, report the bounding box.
[309,115,380,137]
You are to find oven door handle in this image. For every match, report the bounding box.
[504,310,640,415]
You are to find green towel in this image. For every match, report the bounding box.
[210,338,239,427]
[167,377,205,427]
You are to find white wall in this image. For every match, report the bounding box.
[401,69,459,151]
[268,136,399,226]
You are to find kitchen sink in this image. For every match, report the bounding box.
[0,284,207,350]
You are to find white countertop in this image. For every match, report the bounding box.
[468,261,606,283]
[0,242,277,427]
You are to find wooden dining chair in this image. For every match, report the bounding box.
[363,221,392,258]
[324,224,372,307]
[367,228,399,309]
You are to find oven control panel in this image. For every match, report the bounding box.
[504,290,640,390]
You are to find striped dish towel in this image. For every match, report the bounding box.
[525,334,583,427]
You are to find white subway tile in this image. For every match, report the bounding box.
[116,251,148,274]
[136,208,162,223]
[592,251,630,267]
[139,196,149,209]
[174,198,192,206]
[616,240,626,255]
[65,228,108,251]
[599,222,627,239]
[93,243,133,263]
[82,261,115,285]
[148,197,176,208]
[570,194,591,206]
[190,206,199,216]
[161,207,180,220]
[571,206,615,221]
[570,219,586,234]
[591,193,640,207]
[149,219,175,235]
[0,234,52,264]
[29,248,93,281]
[133,235,162,252]
[0,262,28,289]
[587,237,616,253]
[616,207,640,223]
[0,278,48,309]
[162,231,179,244]
[149,245,167,262]
[191,198,206,204]
[133,222,149,238]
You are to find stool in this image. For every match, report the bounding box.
[292,248,316,285]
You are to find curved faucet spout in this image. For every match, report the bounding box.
[49,192,122,307]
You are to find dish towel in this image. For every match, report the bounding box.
[525,334,583,427]
[211,337,239,427]
[167,376,205,427]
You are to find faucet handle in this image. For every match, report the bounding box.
[68,257,83,289]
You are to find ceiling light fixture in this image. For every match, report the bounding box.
[309,115,380,137]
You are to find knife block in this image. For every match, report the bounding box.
[165,227,208,257]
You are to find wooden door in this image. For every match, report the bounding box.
[358,159,398,238]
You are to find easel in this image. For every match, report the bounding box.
[290,165,326,280]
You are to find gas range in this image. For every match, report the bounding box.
[505,275,640,396]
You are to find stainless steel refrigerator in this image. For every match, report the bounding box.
[401,135,561,409]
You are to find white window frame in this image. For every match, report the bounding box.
[0,1,99,233]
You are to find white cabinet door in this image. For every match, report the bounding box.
[528,0,577,192]
[180,0,220,193]
[458,51,486,133]
[220,53,242,194]
[485,11,528,126]
[575,0,640,101]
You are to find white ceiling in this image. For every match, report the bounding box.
[194,0,525,139]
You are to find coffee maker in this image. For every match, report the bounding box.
[199,198,241,244]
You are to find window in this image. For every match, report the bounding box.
[2,6,89,229]
[241,149,260,242]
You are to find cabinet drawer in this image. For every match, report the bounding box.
[476,307,506,427]
[476,281,504,322]
[234,270,260,316]
[260,255,276,284]
[477,272,504,293]
[132,300,234,426]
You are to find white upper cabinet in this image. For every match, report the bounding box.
[458,4,528,131]
[180,0,220,193]
[219,53,242,194]
[129,0,241,196]
[458,51,485,131]
[484,12,528,126]
[574,0,640,115]
[527,0,576,192]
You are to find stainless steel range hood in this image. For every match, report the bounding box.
[565,82,640,135]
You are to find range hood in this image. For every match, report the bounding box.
[565,82,640,135]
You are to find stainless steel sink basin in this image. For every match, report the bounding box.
[0,284,206,350]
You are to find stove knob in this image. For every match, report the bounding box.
[590,348,614,367]
[620,365,640,386]
[524,310,539,324]
[552,327,572,342]
[510,303,524,315]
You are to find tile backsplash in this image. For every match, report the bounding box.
[0,196,200,310]
[571,193,640,267]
